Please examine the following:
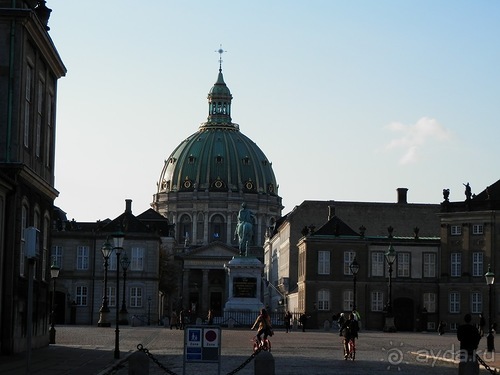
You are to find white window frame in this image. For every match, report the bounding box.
[318,251,330,275]
[24,64,33,148]
[343,251,356,275]
[471,292,482,314]
[423,253,436,278]
[76,246,89,270]
[317,289,330,311]
[423,292,436,313]
[108,286,117,307]
[451,253,461,277]
[371,291,384,312]
[451,225,462,236]
[472,252,484,277]
[20,204,28,276]
[52,245,63,268]
[76,285,88,306]
[371,252,385,277]
[130,286,143,308]
[343,290,353,311]
[397,252,410,277]
[131,247,144,271]
[449,292,460,314]
[472,224,484,235]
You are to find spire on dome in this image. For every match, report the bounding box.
[215,44,226,73]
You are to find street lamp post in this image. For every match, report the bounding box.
[350,257,360,311]
[98,240,113,327]
[485,266,495,352]
[113,231,124,359]
[119,251,130,325]
[49,262,60,344]
[384,244,397,332]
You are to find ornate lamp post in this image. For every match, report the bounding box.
[485,266,495,352]
[119,251,130,325]
[112,231,124,359]
[384,244,397,332]
[98,240,113,327]
[49,262,60,344]
[350,257,360,311]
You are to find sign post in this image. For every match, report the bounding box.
[183,325,221,375]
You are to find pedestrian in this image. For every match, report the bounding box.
[284,311,292,333]
[478,313,486,337]
[170,311,178,329]
[207,309,214,325]
[437,320,446,335]
[340,312,359,359]
[299,312,308,332]
[251,308,273,346]
[179,309,185,330]
[457,313,481,375]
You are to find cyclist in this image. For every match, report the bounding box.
[251,308,272,347]
[340,312,359,359]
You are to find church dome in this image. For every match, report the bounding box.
[156,67,279,197]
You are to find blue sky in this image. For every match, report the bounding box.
[48,1,500,221]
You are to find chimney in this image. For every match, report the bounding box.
[397,188,408,204]
[125,199,132,213]
[328,206,335,221]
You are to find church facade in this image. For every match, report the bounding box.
[151,58,283,318]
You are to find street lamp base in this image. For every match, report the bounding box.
[49,327,56,344]
[487,332,495,352]
[98,311,111,327]
[383,316,397,332]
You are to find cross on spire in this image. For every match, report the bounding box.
[215,44,226,72]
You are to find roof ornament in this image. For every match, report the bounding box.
[215,44,226,72]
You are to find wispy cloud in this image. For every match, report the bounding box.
[384,117,453,164]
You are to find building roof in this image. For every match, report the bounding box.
[155,67,279,198]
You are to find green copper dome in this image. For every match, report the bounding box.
[156,68,279,196]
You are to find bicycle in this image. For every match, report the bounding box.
[343,337,355,360]
[252,335,272,352]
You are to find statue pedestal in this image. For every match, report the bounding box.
[224,256,264,313]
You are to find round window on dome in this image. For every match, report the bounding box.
[183,180,192,189]
[215,180,223,189]
[245,182,254,190]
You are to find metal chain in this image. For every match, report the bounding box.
[136,343,263,375]
[476,353,496,375]
[137,344,179,375]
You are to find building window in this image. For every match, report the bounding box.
[20,204,28,276]
[317,289,330,310]
[42,216,49,281]
[108,286,116,307]
[472,224,484,235]
[343,251,356,275]
[76,246,89,270]
[130,287,143,307]
[471,292,482,314]
[449,292,460,314]
[109,251,117,271]
[45,92,54,167]
[52,245,63,268]
[318,251,330,275]
[451,225,462,236]
[131,247,144,271]
[75,285,88,306]
[451,253,461,277]
[36,79,44,158]
[24,64,33,148]
[472,252,484,277]
[423,292,436,313]
[423,253,436,278]
[371,252,385,277]
[371,291,384,312]
[343,290,353,311]
[397,252,410,277]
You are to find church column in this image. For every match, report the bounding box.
[202,269,209,315]
[191,210,198,245]
[182,269,190,310]
[226,213,233,247]
[204,212,210,244]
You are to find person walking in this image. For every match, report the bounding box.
[207,309,214,325]
[299,312,308,332]
[179,309,185,330]
[437,320,446,335]
[340,312,359,359]
[478,313,486,337]
[170,311,178,329]
[251,308,273,346]
[457,313,481,375]
[284,311,292,333]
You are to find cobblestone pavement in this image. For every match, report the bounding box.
[1,326,498,374]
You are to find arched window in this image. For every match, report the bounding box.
[178,214,192,244]
[210,214,225,243]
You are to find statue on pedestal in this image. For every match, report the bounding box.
[235,202,254,256]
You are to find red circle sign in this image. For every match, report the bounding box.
[205,330,217,342]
